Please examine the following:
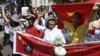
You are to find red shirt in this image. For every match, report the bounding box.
[26,25,43,38]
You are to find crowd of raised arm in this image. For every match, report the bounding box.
[1,5,66,55]
[1,3,100,56]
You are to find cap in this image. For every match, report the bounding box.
[11,14,19,22]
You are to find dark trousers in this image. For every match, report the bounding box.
[0,52,3,56]
[0,43,3,56]
[3,33,10,46]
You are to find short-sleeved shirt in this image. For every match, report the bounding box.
[9,24,22,42]
[64,21,87,43]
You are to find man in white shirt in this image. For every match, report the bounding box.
[2,6,22,56]
[3,25,10,46]
[34,16,66,45]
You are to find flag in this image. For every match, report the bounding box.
[14,31,100,56]
[51,0,96,29]
[65,43,100,56]
[13,31,54,56]
[96,0,100,4]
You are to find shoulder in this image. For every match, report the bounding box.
[78,25,87,32]
[55,28,62,32]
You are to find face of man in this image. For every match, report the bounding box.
[26,16,35,26]
[28,19,33,25]
[48,14,54,17]
[72,13,80,27]
[48,20,56,30]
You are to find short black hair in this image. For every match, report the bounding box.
[26,16,36,22]
[46,19,57,28]
[48,11,54,16]
[73,12,82,19]
[10,22,20,27]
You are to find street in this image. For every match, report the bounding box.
[0,31,12,56]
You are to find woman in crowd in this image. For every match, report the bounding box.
[34,14,66,45]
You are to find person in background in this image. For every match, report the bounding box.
[38,12,46,27]
[89,18,100,30]
[19,18,28,31]
[85,29,100,42]
[48,11,55,17]
[2,5,22,56]
[87,16,100,41]
[25,16,43,38]
[3,24,10,46]
[45,11,55,20]
[85,5,100,42]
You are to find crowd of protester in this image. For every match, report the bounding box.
[0,3,100,56]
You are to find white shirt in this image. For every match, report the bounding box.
[4,25,10,34]
[43,28,66,44]
[95,29,100,38]
[34,20,66,44]
[9,25,22,42]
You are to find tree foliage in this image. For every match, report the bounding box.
[0,0,5,3]
[52,0,89,4]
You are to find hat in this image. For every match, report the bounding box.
[45,16,57,22]
[92,20,100,29]
[45,16,57,25]
[11,14,19,22]
[19,18,27,22]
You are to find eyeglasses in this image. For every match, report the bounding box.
[48,23,55,25]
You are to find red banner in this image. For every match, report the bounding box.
[14,32,54,56]
[14,32,100,56]
[51,0,95,29]
[96,0,100,3]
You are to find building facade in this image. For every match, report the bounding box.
[31,0,53,7]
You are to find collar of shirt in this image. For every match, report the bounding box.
[46,26,58,32]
